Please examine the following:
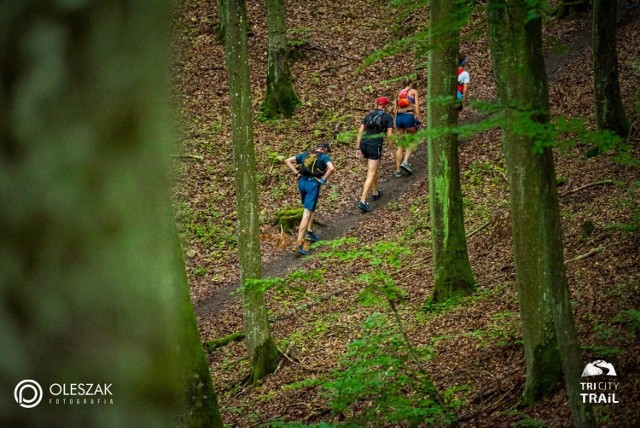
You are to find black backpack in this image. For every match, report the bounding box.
[363,110,386,133]
[299,152,326,178]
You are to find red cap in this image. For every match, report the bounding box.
[375,96,389,106]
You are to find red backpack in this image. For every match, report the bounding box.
[397,88,411,108]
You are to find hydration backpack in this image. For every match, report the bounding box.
[397,88,411,108]
[300,152,326,178]
[363,110,386,133]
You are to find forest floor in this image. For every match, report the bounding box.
[172,1,640,426]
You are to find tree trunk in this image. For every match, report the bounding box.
[223,0,280,383]
[214,0,226,45]
[488,1,597,426]
[173,229,223,427]
[260,0,299,119]
[426,0,476,304]
[593,0,630,137]
[0,1,188,426]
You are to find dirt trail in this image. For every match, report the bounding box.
[195,149,428,316]
[194,7,638,318]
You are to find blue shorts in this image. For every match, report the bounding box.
[298,177,321,211]
[396,112,419,129]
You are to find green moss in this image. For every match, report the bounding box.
[259,51,300,120]
[248,338,281,384]
[522,342,562,405]
[273,208,303,232]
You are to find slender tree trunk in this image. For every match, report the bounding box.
[593,0,630,137]
[214,0,227,44]
[223,0,280,383]
[488,1,597,426]
[0,1,187,426]
[173,229,223,427]
[260,0,299,119]
[426,0,475,304]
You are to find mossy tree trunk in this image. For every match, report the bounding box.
[173,229,223,427]
[426,0,476,304]
[260,0,299,119]
[214,0,226,45]
[0,1,192,426]
[593,0,629,137]
[488,1,597,426]
[223,0,280,383]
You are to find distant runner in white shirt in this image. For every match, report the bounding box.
[457,56,470,115]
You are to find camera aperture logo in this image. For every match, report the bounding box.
[14,380,43,408]
[14,380,114,408]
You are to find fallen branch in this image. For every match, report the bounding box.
[466,220,492,240]
[564,246,605,265]
[560,179,616,198]
[320,62,351,73]
[205,331,245,352]
[171,154,204,161]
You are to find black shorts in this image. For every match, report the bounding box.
[360,142,382,160]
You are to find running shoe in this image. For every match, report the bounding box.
[296,245,310,255]
[400,162,413,175]
[357,201,372,212]
[394,170,404,178]
[306,231,320,242]
[372,189,384,201]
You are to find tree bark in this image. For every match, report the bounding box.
[260,0,299,119]
[426,0,476,304]
[214,0,227,44]
[0,1,191,425]
[593,0,630,137]
[173,229,223,427]
[488,1,597,426]
[223,0,280,384]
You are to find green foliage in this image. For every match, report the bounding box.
[606,206,640,233]
[506,409,548,428]
[483,311,522,347]
[315,238,411,305]
[287,26,312,48]
[464,160,507,186]
[580,344,627,359]
[612,309,640,333]
[286,313,454,426]
[239,268,326,295]
[551,117,635,164]
[322,314,449,425]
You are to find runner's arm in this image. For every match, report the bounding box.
[356,124,365,147]
[322,161,335,181]
[413,90,421,122]
[355,124,366,158]
[284,156,300,176]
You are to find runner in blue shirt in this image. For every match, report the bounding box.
[284,143,335,255]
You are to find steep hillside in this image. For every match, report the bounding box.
[172,1,640,426]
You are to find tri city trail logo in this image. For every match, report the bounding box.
[14,380,114,408]
[580,360,620,404]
